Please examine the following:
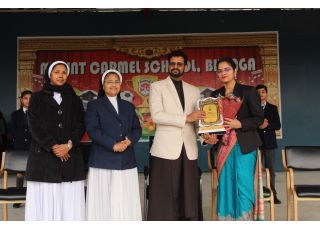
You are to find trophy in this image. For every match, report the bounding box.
[197,97,226,135]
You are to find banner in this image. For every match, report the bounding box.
[32,47,264,140]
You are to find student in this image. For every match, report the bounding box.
[10,90,32,208]
[256,84,282,204]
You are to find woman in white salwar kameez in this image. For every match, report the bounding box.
[85,70,142,221]
[25,61,86,221]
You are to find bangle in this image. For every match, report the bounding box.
[67,140,72,150]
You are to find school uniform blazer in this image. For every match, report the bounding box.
[149,77,200,160]
[258,102,281,149]
[211,82,264,154]
[11,108,32,150]
[85,96,142,170]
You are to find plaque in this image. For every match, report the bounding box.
[197,97,226,135]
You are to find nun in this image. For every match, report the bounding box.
[25,61,86,220]
[85,69,142,221]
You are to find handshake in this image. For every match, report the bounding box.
[113,138,132,153]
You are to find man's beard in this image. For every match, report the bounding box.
[169,69,184,78]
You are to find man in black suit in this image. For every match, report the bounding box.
[256,84,282,204]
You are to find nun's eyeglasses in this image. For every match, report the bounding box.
[105,81,121,85]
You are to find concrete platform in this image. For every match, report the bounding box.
[1,171,319,221]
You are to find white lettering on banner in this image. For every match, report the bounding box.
[205,58,256,72]
[150,60,160,73]
[78,62,86,74]
[185,60,200,72]
[129,61,141,74]
[109,62,117,70]
[205,59,214,72]
[234,58,256,71]
[248,58,256,71]
[40,63,49,75]
[144,60,200,74]
[69,62,86,75]
[90,62,100,75]
[144,60,169,74]
[237,58,247,71]
[118,61,128,73]
[100,62,109,73]
[89,61,141,74]
[40,62,87,75]
[39,58,256,76]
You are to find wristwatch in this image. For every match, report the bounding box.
[67,140,72,150]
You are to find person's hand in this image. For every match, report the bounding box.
[121,138,131,148]
[186,110,206,123]
[259,118,269,129]
[224,118,242,129]
[52,144,69,155]
[52,144,70,161]
[59,153,71,162]
[113,142,127,153]
[201,133,219,145]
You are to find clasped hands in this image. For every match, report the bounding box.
[259,118,269,129]
[52,142,71,162]
[113,138,132,153]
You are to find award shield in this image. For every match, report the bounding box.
[197,97,226,135]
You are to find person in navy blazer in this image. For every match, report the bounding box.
[85,69,142,220]
[256,84,282,204]
[10,89,32,208]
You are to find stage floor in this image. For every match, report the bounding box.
[1,171,319,221]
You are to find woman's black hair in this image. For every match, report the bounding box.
[216,57,237,70]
